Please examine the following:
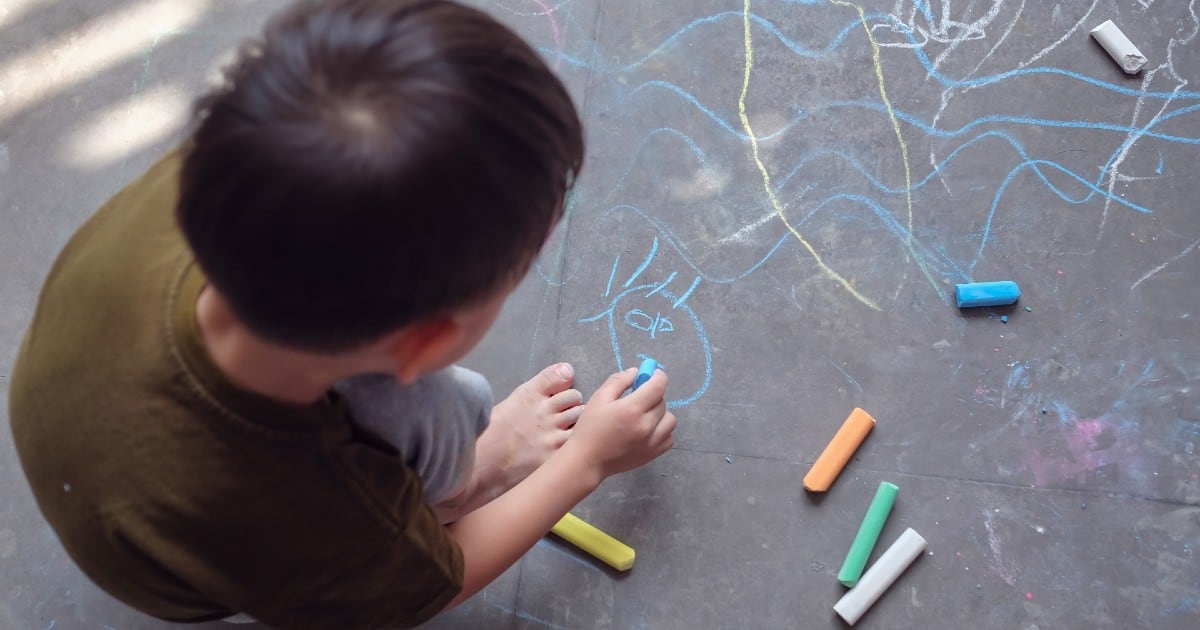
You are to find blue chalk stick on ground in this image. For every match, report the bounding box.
[955,281,1020,308]
[633,358,658,391]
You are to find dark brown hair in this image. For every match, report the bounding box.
[177,0,583,352]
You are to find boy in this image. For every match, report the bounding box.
[8,0,677,627]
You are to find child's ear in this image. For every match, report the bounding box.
[386,318,464,384]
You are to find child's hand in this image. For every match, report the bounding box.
[563,367,676,479]
[445,367,674,608]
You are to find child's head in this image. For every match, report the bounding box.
[177,0,583,354]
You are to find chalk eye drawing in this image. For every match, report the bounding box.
[580,236,712,409]
[624,309,675,339]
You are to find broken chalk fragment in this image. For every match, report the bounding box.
[1091,20,1147,74]
[632,358,658,391]
[1000,315,1008,324]
[804,408,876,492]
[833,528,928,625]
[955,281,1020,308]
[551,513,636,571]
[838,482,900,587]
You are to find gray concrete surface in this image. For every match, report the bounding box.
[3,1,1199,629]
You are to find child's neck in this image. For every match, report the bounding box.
[194,286,383,406]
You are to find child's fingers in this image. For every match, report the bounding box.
[627,368,668,407]
[589,368,638,403]
[642,396,667,430]
[654,433,675,457]
[651,411,677,446]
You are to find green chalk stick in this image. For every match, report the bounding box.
[837,481,899,588]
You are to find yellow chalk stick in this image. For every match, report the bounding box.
[550,513,635,571]
[803,407,876,492]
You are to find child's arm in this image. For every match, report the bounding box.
[443,367,675,607]
[430,442,537,524]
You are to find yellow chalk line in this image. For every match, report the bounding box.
[829,0,946,301]
[828,0,913,235]
[739,0,880,311]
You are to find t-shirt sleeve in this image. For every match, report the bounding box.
[336,367,493,504]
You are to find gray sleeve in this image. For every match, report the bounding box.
[334,366,492,504]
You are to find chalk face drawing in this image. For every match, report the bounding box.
[580,236,711,409]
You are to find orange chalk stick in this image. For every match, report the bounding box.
[803,408,876,492]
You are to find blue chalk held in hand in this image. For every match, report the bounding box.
[955,281,1020,308]
[632,358,658,391]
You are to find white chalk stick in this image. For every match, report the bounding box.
[833,528,927,625]
[1091,20,1147,74]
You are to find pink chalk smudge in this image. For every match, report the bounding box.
[1023,405,1143,490]
[532,0,562,69]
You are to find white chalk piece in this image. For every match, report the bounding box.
[1091,20,1147,74]
[833,528,927,625]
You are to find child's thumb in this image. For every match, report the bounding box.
[590,368,637,403]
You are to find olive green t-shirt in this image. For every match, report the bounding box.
[8,152,463,627]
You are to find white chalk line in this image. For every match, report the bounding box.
[1017,0,1100,69]
[715,186,814,245]
[1130,237,1200,292]
[1098,0,1198,240]
[984,511,1018,587]
[493,0,576,17]
[716,209,785,245]
[930,0,1007,72]
[927,0,1024,192]
[875,0,1003,50]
